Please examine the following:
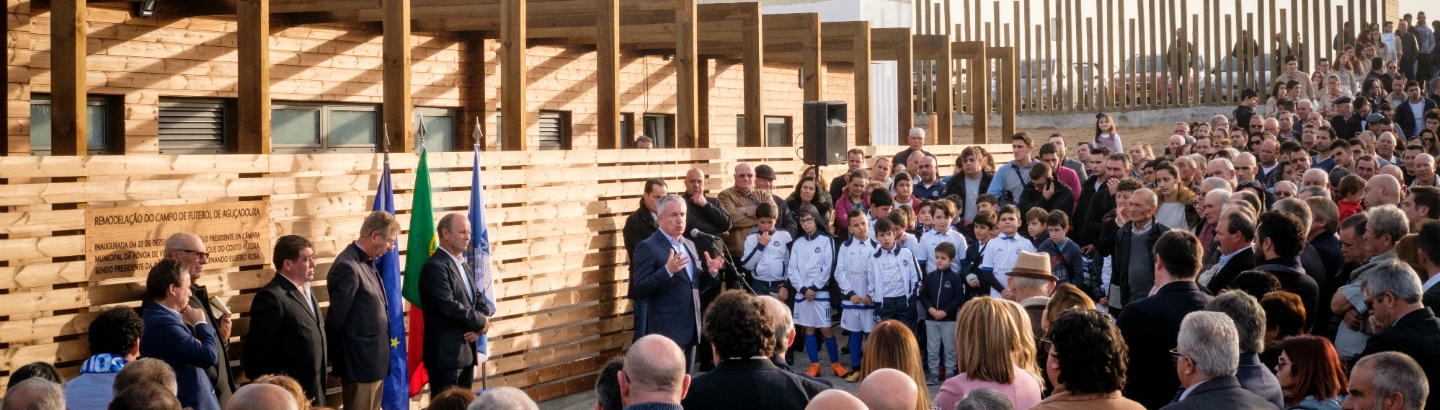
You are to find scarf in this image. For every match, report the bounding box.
[79,353,128,374]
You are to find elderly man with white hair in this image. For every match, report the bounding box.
[2,378,64,410]
[1345,352,1431,410]
[1412,153,1438,188]
[1161,311,1276,410]
[1207,159,1237,188]
[1197,189,1233,263]
[892,127,933,175]
[1333,205,1411,361]
[470,387,540,410]
[1168,135,1190,157]
[1354,260,1440,410]
[226,383,298,410]
[1302,168,1331,190]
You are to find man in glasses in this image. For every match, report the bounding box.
[163,232,236,406]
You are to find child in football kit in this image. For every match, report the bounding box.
[788,205,847,378]
[836,210,879,383]
[980,205,1036,298]
[742,203,792,300]
[868,218,923,333]
[919,201,968,274]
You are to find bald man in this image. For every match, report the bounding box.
[1234,153,1259,184]
[1364,174,1404,208]
[1381,165,1408,186]
[857,369,918,410]
[757,295,832,386]
[805,390,868,410]
[621,335,691,408]
[162,232,235,404]
[719,163,772,256]
[683,168,732,258]
[227,384,298,410]
[1411,153,1438,188]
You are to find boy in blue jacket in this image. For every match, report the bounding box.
[1035,210,1088,294]
[919,242,968,385]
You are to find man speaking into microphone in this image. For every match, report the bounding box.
[630,194,726,372]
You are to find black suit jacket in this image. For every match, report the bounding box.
[629,231,720,347]
[243,275,327,406]
[681,358,828,410]
[1424,284,1440,313]
[187,285,235,404]
[1359,307,1440,410]
[1206,248,1257,295]
[1158,375,1278,410]
[419,251,491,369]
[622,200,660,261]
[1255,257,1320,333]
[324,242,391,383]
[1074,176,1104,247]
[685,195,732,256]
[1118,281,1213,410]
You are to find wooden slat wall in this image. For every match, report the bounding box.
[0,144,1012,402]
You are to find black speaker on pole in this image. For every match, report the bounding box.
[803,101,848,166]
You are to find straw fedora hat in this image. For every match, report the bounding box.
[1008,251,1057,282]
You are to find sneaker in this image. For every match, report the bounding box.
[830,363,850,378]
[845,371,862,383]
[926,376,940,386]
[806,363,821,377]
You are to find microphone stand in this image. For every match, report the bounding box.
[694,230,755,295]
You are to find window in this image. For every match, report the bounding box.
[271,102,380,153]
[30,94,115,155]
[642,114,673,148]
[415,107,460,152]
[736,115,794,147]
[537,110,571,151]
[159,98,234,154]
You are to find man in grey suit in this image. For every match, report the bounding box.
[419,213,492,394]
[630,195,726,372]
[325,211,399,410]
[164,232,235,406]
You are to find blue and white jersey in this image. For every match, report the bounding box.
[836,237,879,301]
[788,232,835,294]
[919,228,968,273]
[899,232,927,270]
[980,232,1037,298]
[741,230,792,282]
[868,246,922,299]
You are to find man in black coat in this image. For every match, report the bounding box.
[1204,212,1258,294]
[1017,162,1075,218]
[325,211,399,410]
[832,149,867,203]
[1118,230,1214,410]
[243,235,327,406]
[624,178,669,261]
[1082,153,1127,254]
[681,291,827,410]
[945,148,994,226]
[1356,260,1440,410]
[1160,311,1276,410]
[419,214,492,393]
[1417,221,1440,309]
[682,168,732,261]
[1073,147,1111,247]
[1252,210,1322,333]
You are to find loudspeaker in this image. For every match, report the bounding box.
[803,101,848,166]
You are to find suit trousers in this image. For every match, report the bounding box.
[427,365,475,395]
[342,380,384,410]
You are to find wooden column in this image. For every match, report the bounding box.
[675,0,699,148]
[501,0,526,150]
[698,60,710,147]
[992,46,1017,138]
[853,23,872,146]
[742,3,764,147]
[926,37,953,145]
[237,0,270,154]
[50,0,86,156]
[802,14,823,102]
[383,0,413,152]
[956,42,988,144]
[597,0,620,149]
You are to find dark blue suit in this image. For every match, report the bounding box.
[1234,352,1285,409]
[1118,281,1213,410]
[141,302,221,410]
[629,230,719,352]
[1158,375,1277,410]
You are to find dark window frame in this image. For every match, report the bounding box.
[29,94,121,156]
[269,102,381,154]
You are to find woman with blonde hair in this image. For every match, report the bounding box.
[934,298,1045,410]
[860,319,932,410]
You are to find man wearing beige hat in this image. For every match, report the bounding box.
[1006,251,1058,344]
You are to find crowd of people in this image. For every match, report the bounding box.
[621,67,1440,409]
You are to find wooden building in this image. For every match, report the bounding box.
[0,0,1017,404]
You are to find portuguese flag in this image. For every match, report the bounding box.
[403,150,436,395]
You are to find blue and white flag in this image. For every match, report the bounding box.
[465,143,498,363]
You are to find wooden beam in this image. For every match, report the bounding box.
[596,0,619,149]
[237,0,271,154]
[698,59,711,147]
[852,23,871,146]
[873,28,912,143]
[675,0,698,148]
[991,46,1017,138]
[919,36,952,145]
[271,0,378,13]
[51,0,87,156]
[954,41,988,144]
[501,0,526,150]
[383,0,413,152]
[798,13,822,101]
[741,2,763,147]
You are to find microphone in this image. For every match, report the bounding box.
[690,229,722,240]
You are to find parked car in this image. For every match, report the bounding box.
[1110,54,1206,103]
[1210,53,1274,101]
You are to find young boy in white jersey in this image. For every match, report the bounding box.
[741,203,792,300]
[889,211,927,271]
[920,201,968,274]
[836,209,879,383]
[868,218,922,335]
[788,204,847,378]
[980,204,1036,298]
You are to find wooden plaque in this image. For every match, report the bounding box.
[85,201,273,278]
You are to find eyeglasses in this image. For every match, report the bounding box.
[1364,292,1390,311]
[179,249,210,258]
[1169,348,1189,362]
[798,217,815,223]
